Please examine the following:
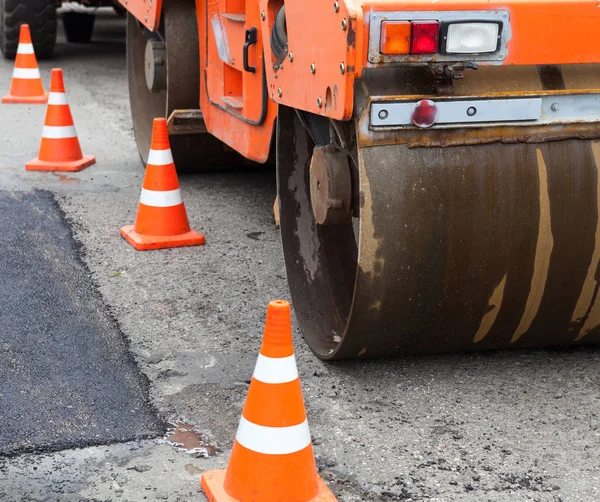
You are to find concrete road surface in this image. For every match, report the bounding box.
[0,11,599,502]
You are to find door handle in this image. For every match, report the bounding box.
[243,27,258,73]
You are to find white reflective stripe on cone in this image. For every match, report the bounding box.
[147,148,174,166]
[253,354,299,384]
[139,188,182,207]
[235,416,312,455]
[42,125,77,139]
[48,92,68,105]
[17,43,35,54]
[12,67,41,79]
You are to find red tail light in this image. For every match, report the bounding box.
[410,21,439,54]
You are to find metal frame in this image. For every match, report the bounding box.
[367,10,511,65]
[370,93,600,129]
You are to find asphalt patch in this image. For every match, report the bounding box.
[0,191,163,456]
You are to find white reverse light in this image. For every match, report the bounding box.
[445,22,500,54]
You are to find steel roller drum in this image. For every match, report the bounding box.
[277,66,600,359]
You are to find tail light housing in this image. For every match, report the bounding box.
[369,10,509,64]
[379,20,440,55]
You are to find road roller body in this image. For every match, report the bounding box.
[121,0,600,359]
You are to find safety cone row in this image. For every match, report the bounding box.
[2,24,47,104]
[201,300,337,502]
[26,69,96,172]
[2,24,95,172]
[5,26,337,502]
[3,25,201,248]
[120,118,206,250]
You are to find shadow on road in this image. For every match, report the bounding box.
[53,10,126,62]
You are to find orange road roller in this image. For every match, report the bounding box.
[120,0,600,359]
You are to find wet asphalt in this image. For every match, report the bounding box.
[0,190,163,456]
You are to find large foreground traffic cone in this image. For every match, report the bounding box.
[201,300,337,502]
[120,118,206,250]
[26,69,96,172]
[2,24,47,104]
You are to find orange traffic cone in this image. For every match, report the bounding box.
[26,69,96,172]
[120,118,206,250]
[201,300,337,502]
[2,24,48,104]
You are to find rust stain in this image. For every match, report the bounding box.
[511,149,554,343]
[358,116,600,150]
[574,142,600,340]
[346,17,357,47]
[454,66,543,94]
[164,422,220,457]
[473,274,507,343]
[358,91,600,150]
[368,298,382,312]
[356,148,385,279]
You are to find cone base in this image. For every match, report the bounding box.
[120,225,206,251]
[26,155,96,172]
[2,93,48,104]
[201,470,337,502]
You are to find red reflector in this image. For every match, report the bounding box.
[412,100,438,128]
[410,21,439,54]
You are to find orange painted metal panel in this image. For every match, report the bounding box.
[123,0,600,162]
[359,1,600,68]
[119,0,162,31]
[196,0,277,162]
[258,0,362,121]
[259,0,600,121]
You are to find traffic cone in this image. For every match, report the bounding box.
[120,118,206,250]
[26,69,96,172]
[2,24,48,104]
[201,300,337,502]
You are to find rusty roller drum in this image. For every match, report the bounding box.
[277,65,600,359]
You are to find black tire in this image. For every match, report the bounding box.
[270,6,287,62]
[0,0,56,59]
[127,10,252,172]
[113,2,127,17]
[62,12,95,44]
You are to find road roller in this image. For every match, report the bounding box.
[120,0,600,359]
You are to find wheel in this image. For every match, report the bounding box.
[62,12,95,44]
[277,106,360,360]
[0,0,56,59]
[126,4,243,171]
[277,96,600,360]
[113,2,127,17]
[270,5,287,62]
